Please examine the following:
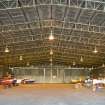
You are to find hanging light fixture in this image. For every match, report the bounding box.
[73,61,76,66]
[80,56,83,62]
[19,55,23,61]
[26,62,30,66]
[91,66,94,70]
[49,30,54,40]
[102,63,105,67]
[93,46,98,53]
[68,65,71,69]
[50,49,53,55]
[5,46,10,53]
[50,58,52,62]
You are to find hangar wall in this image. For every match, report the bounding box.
[11,66,90,83]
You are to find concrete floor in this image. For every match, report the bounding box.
[0,84,105,105]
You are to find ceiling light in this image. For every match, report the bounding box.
[49,34,54,40]
[49,30,54,40]
[73,61,76,66]
[80,56,83,62]
[50,58,52,62]
[50,49,53,55]
[19,55,23,61]
[68,65,71,69]
[26,62,30,66]
[93,47,98,53]
[102,63,105,67]
[91,66,94,70]
[5,46,10,53]
[52,75,56,79]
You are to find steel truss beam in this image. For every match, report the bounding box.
[0,20,105,35]
[0,0,105,12]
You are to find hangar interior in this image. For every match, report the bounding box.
[0,0,105,83]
